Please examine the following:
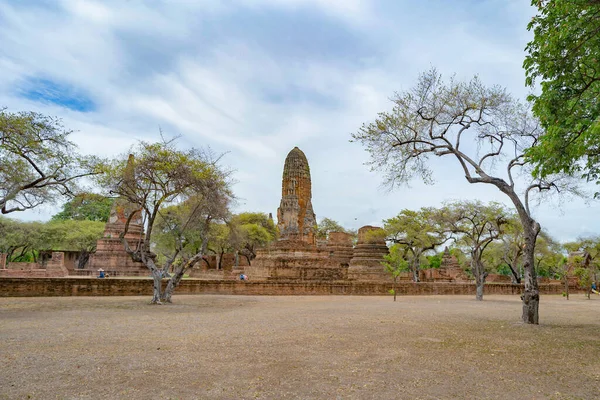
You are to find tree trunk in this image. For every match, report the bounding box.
[6,247,15,264]
[496,184,540,324]
[150,269,163,304]
[520,223,540,324]
[507,263,521,284]
[471,253,487,301]
[217,251,224,270]
[564,275,569,300]
[78,250,90,269]
[162,276,178,304]
[393,276,397,302]
[163,244,208,304]
[411,256,420,282]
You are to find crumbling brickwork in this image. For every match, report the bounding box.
[277,147,317,245]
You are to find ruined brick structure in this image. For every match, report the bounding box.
[277,147,317,245]
[347,226,390,281]
[326,232,354,265]
[0,252,68,278]
[420,247,470,282]
[246,147,354,281]
[81,155,147,276]
[83,198,147,276]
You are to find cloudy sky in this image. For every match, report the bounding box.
[1,0,598,242]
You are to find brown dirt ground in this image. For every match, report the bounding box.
[0,294,599,400]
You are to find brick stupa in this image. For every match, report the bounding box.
[86,199,147,276]
[85,155,147,276]
[277,146,317,244]
[347,226,390,281]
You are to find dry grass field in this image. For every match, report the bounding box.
[1,294,599,399]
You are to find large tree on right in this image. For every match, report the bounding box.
[352,69,575,324]
[524,0,600,186]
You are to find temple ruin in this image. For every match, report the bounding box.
[347,226,390,281]
[243,147,389,282]
[82,198,147,276]
[81,155,147,276]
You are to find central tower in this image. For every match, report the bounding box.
[277,147,317,245]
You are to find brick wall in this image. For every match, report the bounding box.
[0,277,579,297]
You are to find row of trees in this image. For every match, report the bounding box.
[0,217,105,268]
[0,190,277,273]
[153,209,276,269]
[380,201,600,301]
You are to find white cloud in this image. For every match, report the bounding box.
[1,0,599,242]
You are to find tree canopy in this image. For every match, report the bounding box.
[0,216,103,267]
[384,207,450,282]
[52,192,114,222]
[524,1,600,188]
[316,217,347,240]
[440,200,507,300]
[231,212,277,264]
[0,109,102,214]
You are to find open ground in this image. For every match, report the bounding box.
[1,294,599,399]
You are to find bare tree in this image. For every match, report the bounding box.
[352,69,578,324]
[98,139,233,304]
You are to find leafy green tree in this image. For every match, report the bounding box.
[232,212,277,264]
[497,216,526,284]
[0,109,102,214]
[553,255,571,300]
[40,220,104,268]
[207,222,235,269]
[98,139,233,304]
[524,1,600,188]
[52,193,114,222]
[384,207,450,282]
[316,217,347,240]
[352,69,578,323]
[564,237,600,298]
[440,201,507,301]
[533,234,564,278]
[574,267,594,299]
[153,198,209,267]
[0,217,42,262]
[381,244,410,302]
[424,254,442,269]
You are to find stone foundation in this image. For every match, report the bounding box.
[326,232,354,265]
[247,240,348,281]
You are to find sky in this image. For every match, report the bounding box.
[1,0,598,243]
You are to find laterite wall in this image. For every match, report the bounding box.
[0,277,576,297]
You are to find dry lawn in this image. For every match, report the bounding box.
[1,294,599,399]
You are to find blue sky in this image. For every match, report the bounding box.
[1,0,598,242]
